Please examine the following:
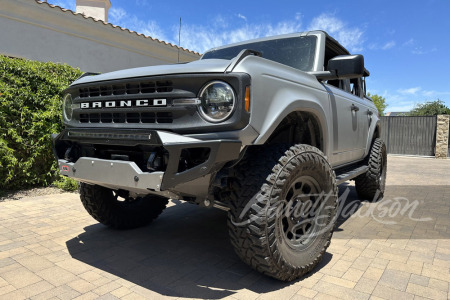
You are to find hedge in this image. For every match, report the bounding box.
[0,55,83,190]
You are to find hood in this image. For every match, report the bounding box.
[72,59,231,86]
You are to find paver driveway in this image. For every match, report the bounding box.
[0,156,449,300]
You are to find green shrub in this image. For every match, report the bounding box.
[0,56,83,190]
[53,176,79,192]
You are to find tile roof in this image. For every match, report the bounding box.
[35,0,201,56]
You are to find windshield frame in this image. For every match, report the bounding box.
[201,34,319,72]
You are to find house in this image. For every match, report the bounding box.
[0,0,200,73]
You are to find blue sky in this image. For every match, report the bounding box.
[49,0,450,113]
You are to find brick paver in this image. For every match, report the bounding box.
[0,156,449,299]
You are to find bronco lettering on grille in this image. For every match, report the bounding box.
[80,99,167,109]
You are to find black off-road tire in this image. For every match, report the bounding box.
[227,144,338,281]
[355,138,387,201]
[79,183,168,229]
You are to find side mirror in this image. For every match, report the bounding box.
[327,55,365,79]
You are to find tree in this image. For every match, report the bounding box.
[408,99,450,116]
[367,93,388,116]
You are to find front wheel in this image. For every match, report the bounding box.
[79,183,168,229]
[227,144,338,281]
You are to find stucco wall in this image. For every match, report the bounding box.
[0,0,200,73]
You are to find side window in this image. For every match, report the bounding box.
[349,81,355,95]
[326,79,347,91]
[324,38,366,98]
[343,79,351,93]
[349,78,363,98]
[326,80,341,89]
[362,77,367,96]
[326,76,364,98]
[325,79,351,93]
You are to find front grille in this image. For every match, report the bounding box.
[79,112,173,124]
[79,81,173,98]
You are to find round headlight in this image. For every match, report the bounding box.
[63,94,73,121]
[198,81,235,122]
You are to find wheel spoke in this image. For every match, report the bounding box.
[279,175,325,246]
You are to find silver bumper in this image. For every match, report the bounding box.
[58,158,171,196]
[54,130,242,199]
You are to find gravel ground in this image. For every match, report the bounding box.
[0,186,76,202]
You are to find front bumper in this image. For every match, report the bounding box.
[53,129,241,198]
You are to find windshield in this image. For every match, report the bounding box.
[202,36,317,72]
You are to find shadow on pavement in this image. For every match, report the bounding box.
[335,183,363,231]
[66,183,449,297]
[66,201,332,299]
[334,184,450,239]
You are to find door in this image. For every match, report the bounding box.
[325,79,371,166]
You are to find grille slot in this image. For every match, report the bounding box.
[127,113,140,123]
[113,113,125,123]
[100,86,112,96]
[141,112,156,123]
[79,81,173,98]
[79,112,173,124]
[90,113,100,123]
[89,87,100,97]
[156,112,173,123]
[112,85,126,95]
[100,113,112,123]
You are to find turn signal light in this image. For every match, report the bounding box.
[245,86,250,112]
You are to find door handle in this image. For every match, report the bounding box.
[351,104,360,112]
[367,110,373,116]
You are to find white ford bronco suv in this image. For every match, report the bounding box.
[53,30,386,281]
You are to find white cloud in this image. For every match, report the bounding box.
[308,13,364,52]
[368,89,416,113]
[237,14,247,21]
[381,41,395,50]
[367,43,377,50]
[139,19,168,40]
[402,38,437,55]
[403,38,415,47]
[370,87,450,113]
[421,90,450,98]
[181,12,365,53]
[179,17,302,53]
[108,8,169,42]
[105,8,366,54]
[411,47,437,55]
[422,90,435,97]
[386,104,415,112]
[109,7,127,23]
[368,40,396,51]
[398,87,421,95]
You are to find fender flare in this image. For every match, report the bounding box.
[253,100,330,154]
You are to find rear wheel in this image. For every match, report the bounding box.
[355,138,387,201]
[227,144,338,281]
[79,183,168,229]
